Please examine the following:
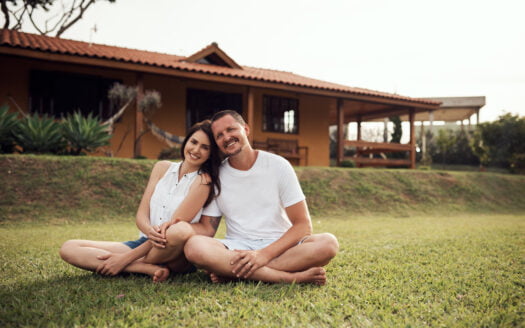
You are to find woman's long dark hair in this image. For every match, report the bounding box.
[180,120,221,207]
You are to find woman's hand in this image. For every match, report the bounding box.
[96,253,130,276]
[147,225,166,248]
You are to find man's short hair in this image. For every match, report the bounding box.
[211,110,246,125]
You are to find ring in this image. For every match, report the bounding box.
[248,262,252,266]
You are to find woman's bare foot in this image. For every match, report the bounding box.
[153,267,170,283]
[292,267,326,285]
[209,272,237,283]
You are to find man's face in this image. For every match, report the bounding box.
[211,114,249,157]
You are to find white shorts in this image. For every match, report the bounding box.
[218,236,310,250]
[218,238,278,250]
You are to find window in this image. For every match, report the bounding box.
[186,88,242,129]
[263,95,299,134]
[29,70,119,120]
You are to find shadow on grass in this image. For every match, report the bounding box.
[1,270,309,326]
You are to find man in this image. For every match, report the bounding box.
[184,110,339,284]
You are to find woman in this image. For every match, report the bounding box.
[59,120,221,282]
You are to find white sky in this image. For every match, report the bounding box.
[17,0,525,122]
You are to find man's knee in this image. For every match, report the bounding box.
[316,233,339,260]
[165,221,195,247]
[184,235,209,265]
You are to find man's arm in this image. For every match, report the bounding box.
[231,200,312,278]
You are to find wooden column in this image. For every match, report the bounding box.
[247,87,255,144]
[420,121,426,158]
[409,108,416,169]
[357,116,362,141]
[134,74,144,158]
[476,108,480,126]
[383,117,389,142]
[336,99,344,166]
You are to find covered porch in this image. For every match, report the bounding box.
[331,97,441,169]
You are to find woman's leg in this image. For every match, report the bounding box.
[59,239,131,271]
[59,239,168,281]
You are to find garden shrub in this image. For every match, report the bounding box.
[13,113,66,154]
[62,112,111,155]
[0,105,19,153]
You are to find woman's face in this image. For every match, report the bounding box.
[184,129,211,167]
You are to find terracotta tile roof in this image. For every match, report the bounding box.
[0,29,439,106]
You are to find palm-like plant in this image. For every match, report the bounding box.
[62,112,111,155]
[0,105,19,153]
[14,114,66,154]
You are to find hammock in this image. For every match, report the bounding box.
[144,117,184,147]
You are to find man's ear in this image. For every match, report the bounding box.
[244,123,251,137]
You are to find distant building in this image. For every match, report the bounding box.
[0,29,442,167]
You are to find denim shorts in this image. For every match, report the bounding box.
[122,236,148,249]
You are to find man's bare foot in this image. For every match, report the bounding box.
[153,267,170,283]
[293,267,326,285]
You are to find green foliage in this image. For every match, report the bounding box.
[339,159,355,168]
[62,112,111,155]
[158,146,182,160]
[471,113,525,170]
[13,113,66,154]
[389,116,402,143]
[0,105,19,153]
[426,129,478,166]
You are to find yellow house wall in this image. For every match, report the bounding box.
[1,55,331,166]
[250,88,331,167]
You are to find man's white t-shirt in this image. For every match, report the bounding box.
[202,151,305,240]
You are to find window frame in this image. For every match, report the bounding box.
[262,95,299,134]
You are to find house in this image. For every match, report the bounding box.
[0,29,442,167]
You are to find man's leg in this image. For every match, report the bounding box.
[266,233,339,272]
[184,236,327,284]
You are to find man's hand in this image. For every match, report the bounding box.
[230,250,271,279]
[147,225,166,248]
[96,253,130,276]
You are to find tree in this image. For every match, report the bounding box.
[471,113,525,170]
[389,116,402,143]
[1,0,115,38]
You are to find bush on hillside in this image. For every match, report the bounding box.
[432,129,478,166]
[471,113,525,170]
[62,112,111,155]
[158,146,182,160]
[0,105,19,153]
[13,114,66,154]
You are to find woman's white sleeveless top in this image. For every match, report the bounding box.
[139,162,202,237]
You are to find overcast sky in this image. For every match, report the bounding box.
[21,0,525,123]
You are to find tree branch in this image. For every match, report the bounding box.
[55,0,95,38]
[1,0,10,29]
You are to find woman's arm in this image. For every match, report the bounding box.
[135,161,171,246]
[159,174,212,236]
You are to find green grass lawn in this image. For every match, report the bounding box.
[1,214,523,327]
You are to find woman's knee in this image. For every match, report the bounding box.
[59,239,80,261]
[165,221,195,247]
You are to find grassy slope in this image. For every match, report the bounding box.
[1,154,524,223]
